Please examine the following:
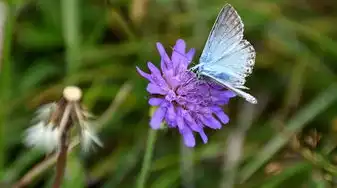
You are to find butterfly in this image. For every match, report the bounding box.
[190,4,257,104]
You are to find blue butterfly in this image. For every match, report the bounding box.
[191,4,257,104]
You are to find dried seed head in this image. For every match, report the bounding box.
[24,86,102,153]
[63,86,82,102]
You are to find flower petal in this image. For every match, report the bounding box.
[147,62,169,89]
[172,39,189,73]
[173,39,186,53]
[150,106,167,129]
[166,75,181,90]
[200,115,222,129]
[166,103,177,121]
[146,83,166,95]
[156,42,172,69]
[160,58,168,74]
[199,129,208,144]
[172,39,186,63]
[148,98,164,106]
[136,66,152,81]
[180,127,195,147]
[183,111,201,132]
[147,62,161,76]
[224,90,237,98]
[176,107,186,130]
[213,107,229,124]
[186,48,195,62]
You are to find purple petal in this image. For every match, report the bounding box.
[186,48,195,62]
[146,83,166,95]
[156,42,172,69]
[212,107,229,124]
[164,103,177,127]
[199,129,208,144]
[136,66,152,81]
[165,117,177,128]
[166,75,181,90]
[173,39,186,53]
[172,39,186,65]
[183,111,201,132]
[147,62,169,89]
[223,90,236,98]
[180,127,195,147]
[148,98,164,106]
[176,107,185,130]
[147,62,161,76]
[166,104,176,122]
[172,39,193,73]
[160,58,168,74]
[150,106,167,129]
[200,115,222,129]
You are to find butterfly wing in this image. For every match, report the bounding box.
[199,4,244,64]
[204,39,255,87]
[197,4,257,103]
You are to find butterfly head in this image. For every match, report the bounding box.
[189,63,205,78]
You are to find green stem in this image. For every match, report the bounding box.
[61,0,80,83]
[180,138,194,188]
[136,128,157,188]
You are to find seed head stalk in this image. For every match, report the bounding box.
[53,86,82,188]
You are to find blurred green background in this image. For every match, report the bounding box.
[1,0,337,187]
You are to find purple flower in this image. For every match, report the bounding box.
[136,39,235,147]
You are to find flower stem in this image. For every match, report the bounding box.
[53,143,68,188]
[53,104,72,188]
[180,139,194,188]
[136,128,157,188]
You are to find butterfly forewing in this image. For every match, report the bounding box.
[199,4,244,64]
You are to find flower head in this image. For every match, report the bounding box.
[24,86,102,153]
[137,39,235,147]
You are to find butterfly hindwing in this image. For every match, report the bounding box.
[203,39,255,88]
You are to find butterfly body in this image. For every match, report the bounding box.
[191,4,257,104]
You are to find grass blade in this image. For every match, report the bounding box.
[239,83,337,183]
